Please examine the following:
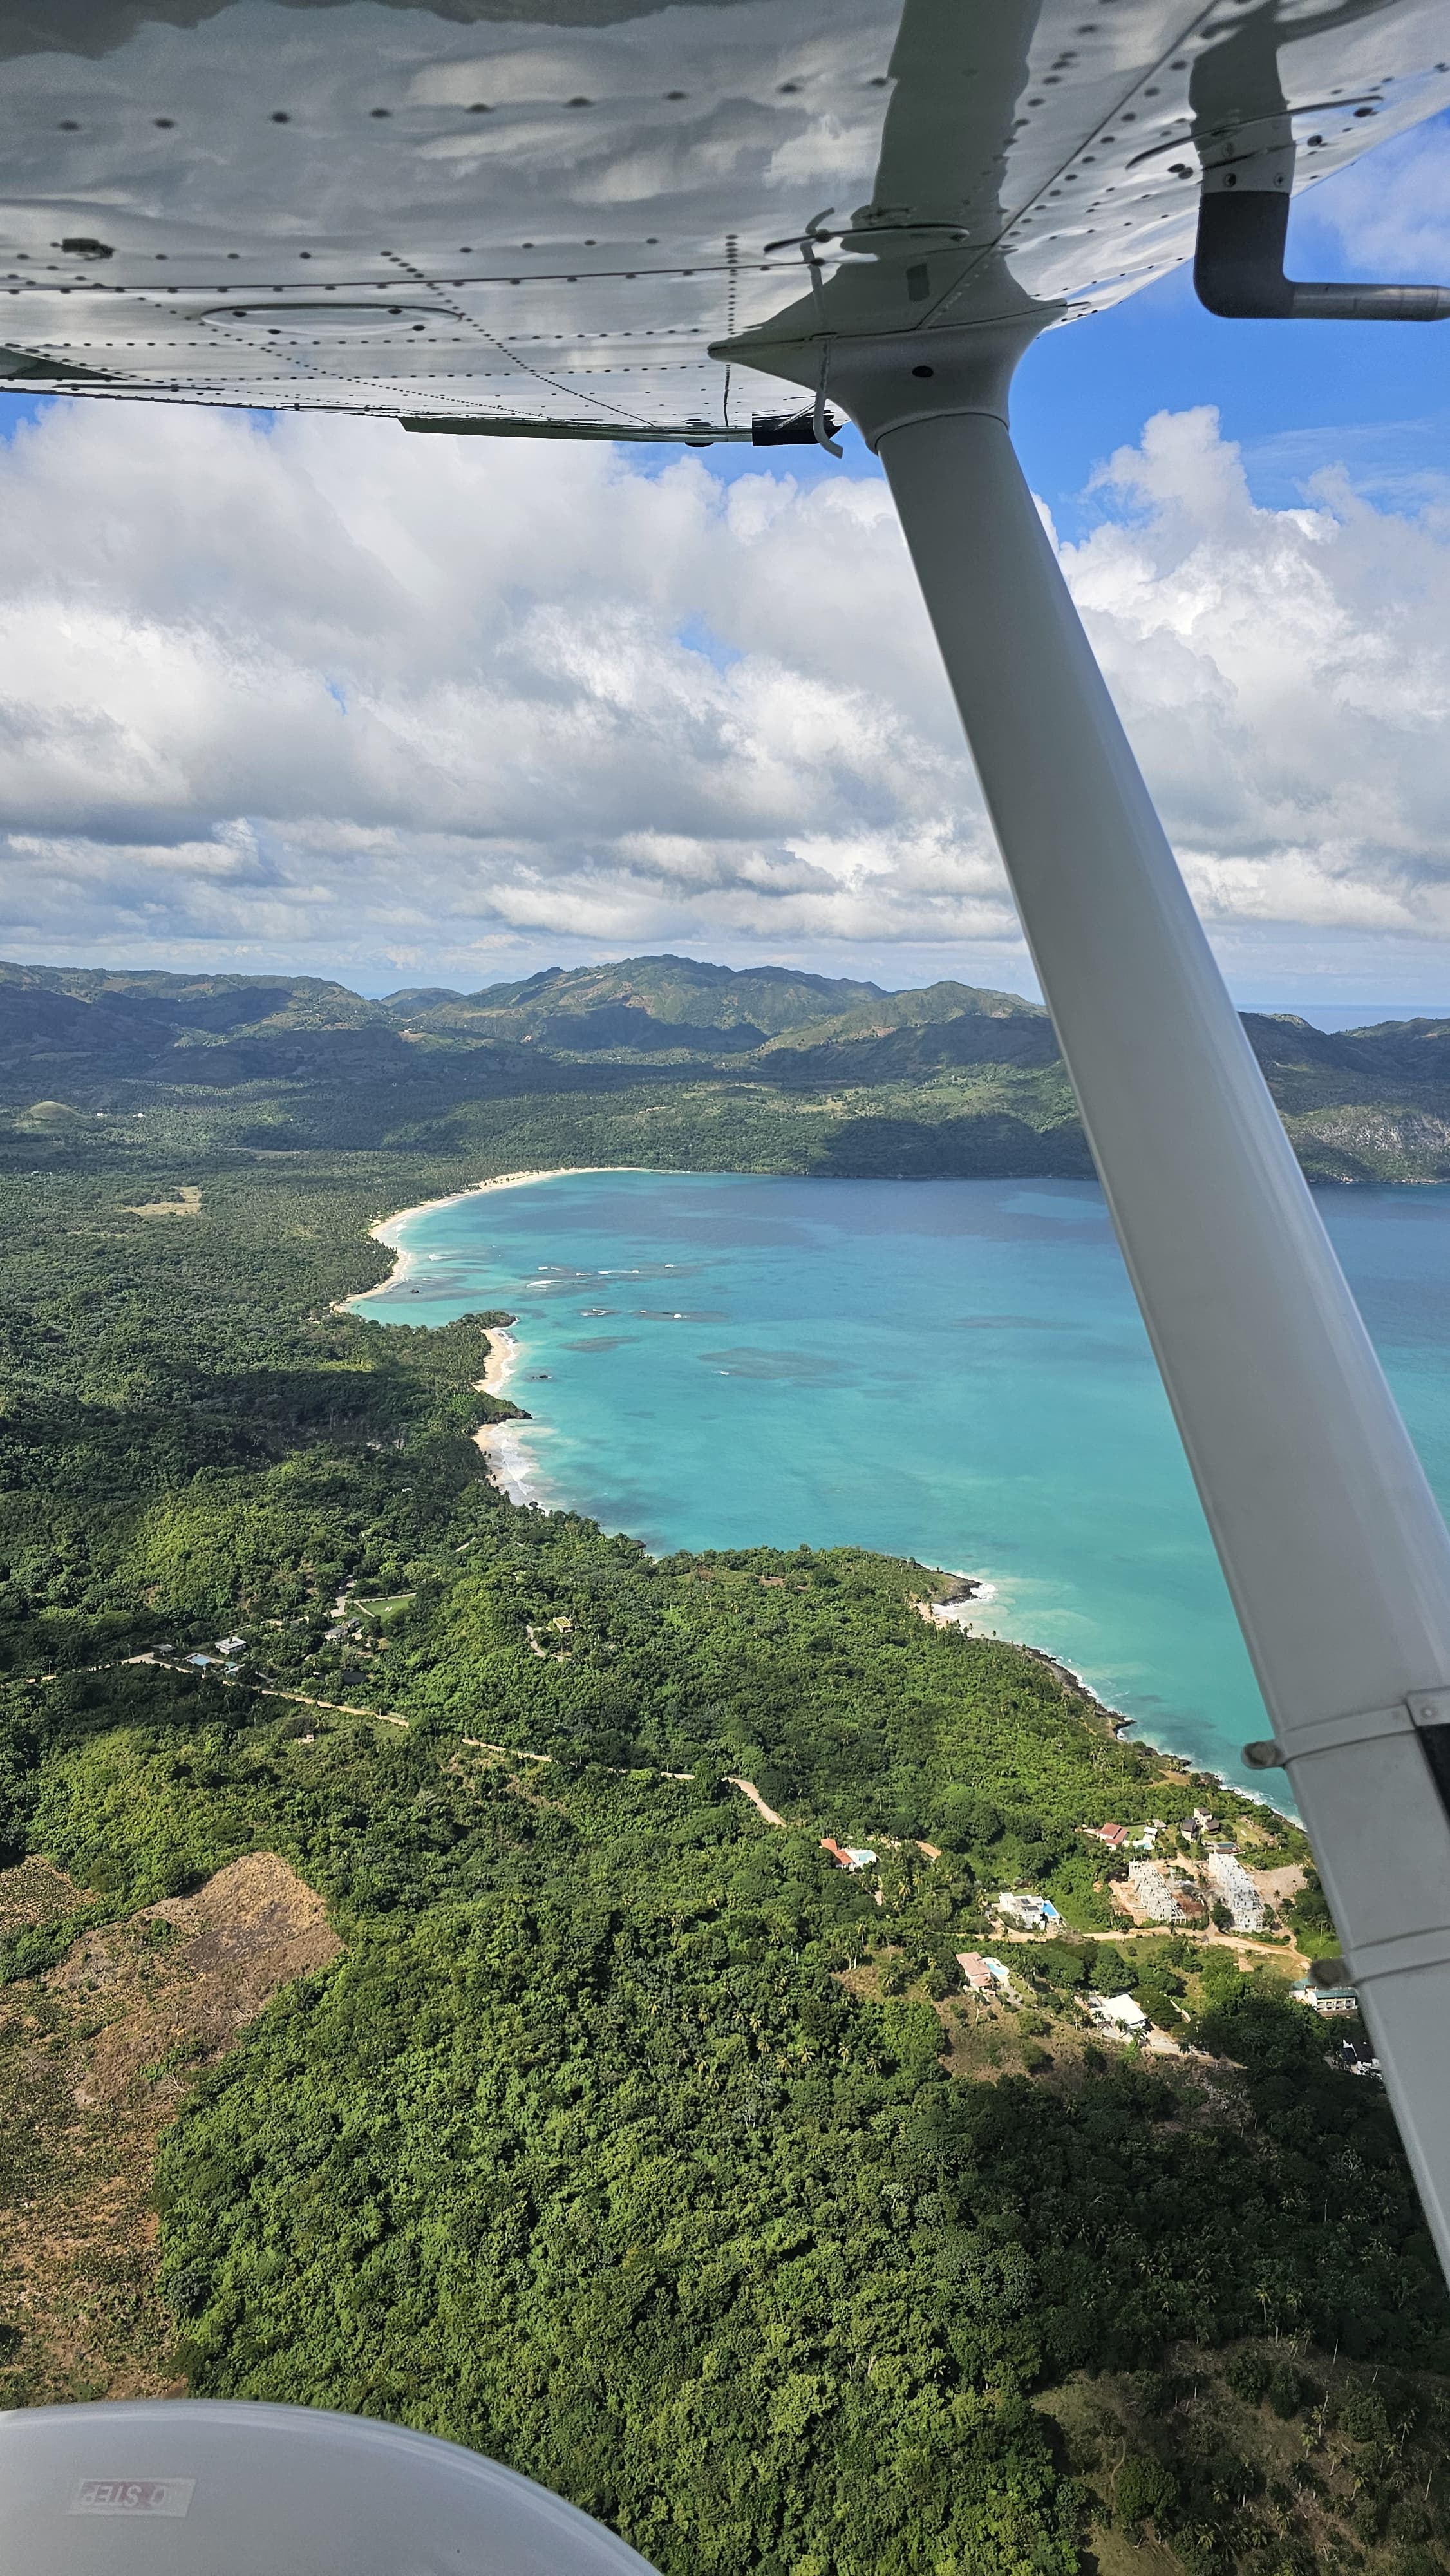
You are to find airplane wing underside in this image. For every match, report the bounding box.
[0,0,1445,437]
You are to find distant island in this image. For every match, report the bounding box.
[3,949,1450,1184]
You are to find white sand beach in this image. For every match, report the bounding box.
[343,1166,659,1308]
[473,1411,551,1504]
[473,1320,556,1502]
[477,1323,520,1401]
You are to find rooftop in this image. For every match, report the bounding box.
[1093,1991,1148,2031]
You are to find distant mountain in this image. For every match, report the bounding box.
[759,981,1060,1080]
[1241,1010,1450,1106]
[0,960,411,1097]
[0,962,380,1031]
[379,958,1053,1070]
[377,955,899,1051]
[0,954,1049,1087]
[3,954,1450,1181]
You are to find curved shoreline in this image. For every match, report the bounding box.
[472,1318,548,1504]
[349,1165,638,1506]
[348,1165,1284,1806]
[344,1166,670,1307]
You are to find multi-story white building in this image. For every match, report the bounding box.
[1205,1850,1265,1932]
[1126,1859,1187,1922]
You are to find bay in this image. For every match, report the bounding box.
[354,1170,1450,1793]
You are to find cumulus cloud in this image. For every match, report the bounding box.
[1069,408,1450,942]
[0,392,1448,987]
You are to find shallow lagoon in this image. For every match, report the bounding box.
[356,1171,1450,1792]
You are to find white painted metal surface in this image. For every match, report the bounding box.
[0,2400,661,2575]
[1,0,1447,426]
[869,393,1450,2272]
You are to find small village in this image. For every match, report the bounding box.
[816,1797,1376,2076]
[127,1604,1374,2082]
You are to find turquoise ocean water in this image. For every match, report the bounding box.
[355,1171,1450,1792]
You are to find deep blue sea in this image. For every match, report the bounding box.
[354,1171,1450,1792]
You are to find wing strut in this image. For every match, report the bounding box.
[819,321,1450,2280]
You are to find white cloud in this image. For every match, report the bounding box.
[0,392,1448,991]
[1069,408,1450,943]
[1298,107,1450,285]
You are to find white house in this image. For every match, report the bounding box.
[996,1891,1061,1929]
[1091,1991,1149,2033]
[1290,1979,1359,2018]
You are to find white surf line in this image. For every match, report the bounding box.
[476,1320,522,1401]
[341,1165,674,1310]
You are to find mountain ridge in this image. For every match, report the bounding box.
[3,954,1450,1184]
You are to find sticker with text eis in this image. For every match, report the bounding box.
[70,2478,196,2517]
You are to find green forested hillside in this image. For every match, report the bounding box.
[1,1103,1449,2575]
[4,952,1450,1181]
